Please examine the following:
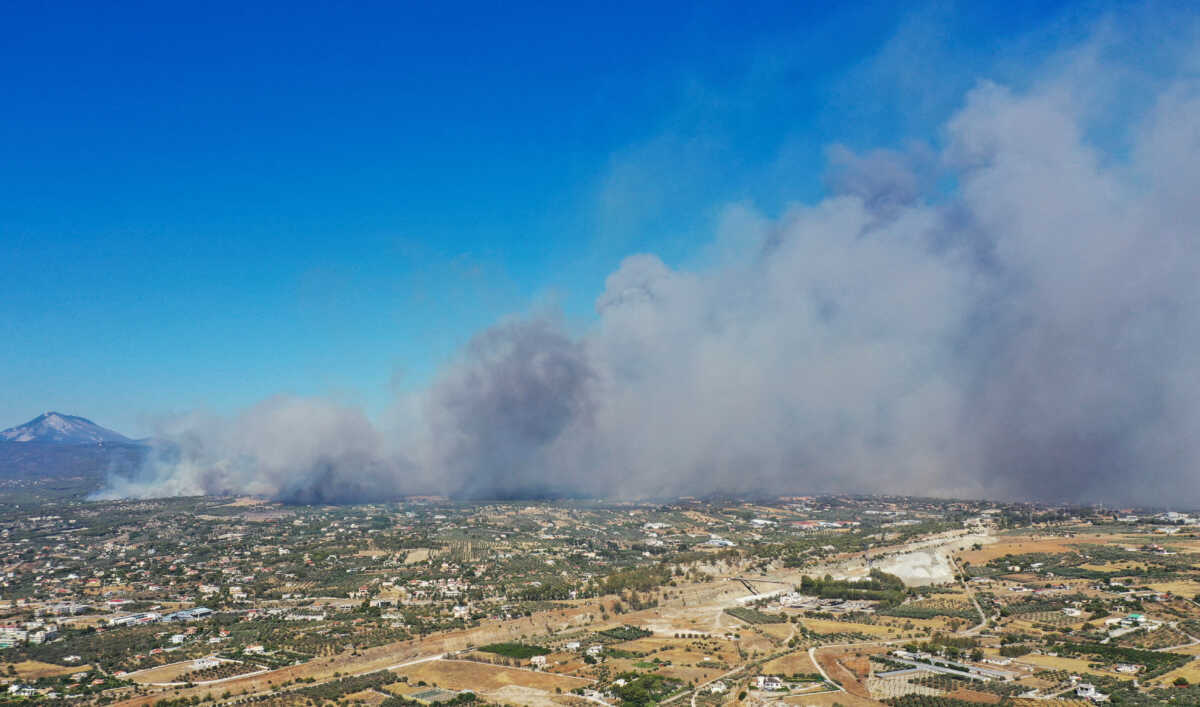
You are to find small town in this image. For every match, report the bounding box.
[1,488,1200,706]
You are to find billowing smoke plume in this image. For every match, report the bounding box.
[97,398,409,503]
[99,32,1200,506]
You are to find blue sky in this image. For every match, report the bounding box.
[2,0,1103,435]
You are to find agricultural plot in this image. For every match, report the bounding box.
[725,606,787,624]
[476,642,549,659]
[867,670,943,700]
[1014,610,1081,628]
[1118,626,1192,650]
[176,660,263,683]
[879,598,978,621]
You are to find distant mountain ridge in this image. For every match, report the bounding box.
[0,411,135,445]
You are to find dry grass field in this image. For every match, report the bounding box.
[958,539,1070,565]
[124,660,203,684]
[1167,643,1200,656]
[403,548,433,564]
[956,534,1132,565]
[801,616,943,638]
[614,636,740,666]
[801,617,896,636]
[341,688,389,704]
[655,664,722,685]
[1149,658,1200,687]
[392,658,591,692]
[3,660,91,680]
[1148,580,1200,596]
[756,622,795,640]
[1079,560,1146,572]
[1016,654,1100,673]
[1016,654,1137,681]
[762,650,820,675]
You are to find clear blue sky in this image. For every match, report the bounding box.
[1,0,1090,435]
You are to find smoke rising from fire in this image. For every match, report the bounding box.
[98,27,1200,506]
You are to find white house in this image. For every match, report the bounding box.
[755,676,784,690]
[1076,683,1107,701]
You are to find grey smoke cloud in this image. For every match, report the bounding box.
[100,33,1200,506]
[96,397,408,504]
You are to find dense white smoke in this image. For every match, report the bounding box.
[98,30,1200,506]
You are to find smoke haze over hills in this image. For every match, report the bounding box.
[97,20,1200,507]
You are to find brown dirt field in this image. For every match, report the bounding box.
[487,684,582,707]
[739,633,778,656]
[762,650,820,676]
[547,656,591,673]
[946,687,1002,703]
[815,649,874,701]
[393,659,591,692]
[839,654,872,677]
[5,660,91,679]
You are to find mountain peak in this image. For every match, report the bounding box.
[1,412,134,445]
